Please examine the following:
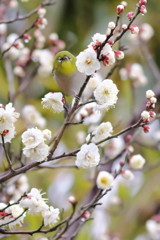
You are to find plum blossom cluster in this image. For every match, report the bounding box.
[0,103,19,143]
[22,128,51,162]
[141,90,157,133]
[0,188,60,229]
[19,188,60,227]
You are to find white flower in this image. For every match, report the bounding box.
[22,105,46,128]
[129,154,146,169]
[94,79,119,110]
[76,48,100,75]
[42,206,60,227]
[146,90,155,99]
[76,143,100,168]
[141,110,150,120]
[0,24,7,35]
[0,103,19,132]
[108,22,116,30]
[42,92,64,113]
[0,126,15,143]
[121,170,135,180]
[19,188,48,214]
[22,128,44,149]
[96,171,114,190]
[23,143,49,162]
[92,122,113,144]
[101,44,115,66]
[7,204,26,228]
[88,33,106,49]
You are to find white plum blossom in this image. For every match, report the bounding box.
[19,188,48,214]
[22,128,44,149]
[129,154,146,169]
[88,33,106,49]
[0,126,16,143]
[146,219,160,240]
[100,44,115,66]
[23,143,50,162]
[42,206,60,227]
[43,129,52,141]
[76,143,100,168]
[42,92,64,113]
[22,105,46,128]
[76,48,101,75]
[96,171,114,190]
[92,122,113,144]
[94,79,119,110]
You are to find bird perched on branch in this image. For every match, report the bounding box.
[53,51,85,96]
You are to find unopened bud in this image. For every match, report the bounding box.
[139,0,147,5]
[68,196,77,205]
[121,170,134,180]
[140,5,147,14]
[122,24,128,30]
[149,111,156,118]
[108,22,116,30]
[129,25,139,34]
[114,50,124,60]
[126,12,134,20]
[117,5,124,15]
[143,125,150,133]
[150,97,157,104]
[81,210,91,221]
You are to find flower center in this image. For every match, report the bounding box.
[85,58,92,65]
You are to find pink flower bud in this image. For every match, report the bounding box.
[129,25,139,34]
[139,0,147,5]
[114,50,124,60]
[81,210,91,221]
[125,134,132,142]
[126,12,134,20]
[149,111,156,118]
[119,161,125,167]
[140,5,147,14]
[117,5,124,15]
[143,125,150,133]
[68,196,77,205]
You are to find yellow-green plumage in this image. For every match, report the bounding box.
[53,51,85,96]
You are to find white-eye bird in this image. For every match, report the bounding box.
[53,51,85,96]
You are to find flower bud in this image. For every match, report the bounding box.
[117,5,124,15]
[68,196,77,205]
[121,1,127,7]
[150,97,157,104]
[108,22,116,30]
[122,24,128,30]
[139,0,147,5]
[143,125,150,133]
[126,12,134,20]
[140,5,147,15]
[121,170,134,180]
[114,50,124,60]
[129,25,139,34]
[146,90,155,99]
[141,110,150,120]
[81,210,91,221]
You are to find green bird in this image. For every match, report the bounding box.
[53,51,85,96]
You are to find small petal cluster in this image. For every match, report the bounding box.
[42,92,64,113]
[94,79,119,111]
[42,206,60,227]
[96,171,114,190]
[76,143,100,168]
[75,102,102,125]
[88,34,115,67]
[22,128,51,162]
[0,103,20,143]
[120,63,147,87]
[19,188,60,226]
[92,122,113,144]
[0,202,26,229]
[22,105,46,128]
[76,48,101,75]
[129,154,146,169]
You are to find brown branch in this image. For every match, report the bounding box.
[0,0,55,24]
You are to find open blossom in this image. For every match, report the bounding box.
[94,79,119,110]
[23,143,50,162]
[0,126,16,144]
[141,110,150,120]
[92,122,113,144]
[76,143,100,168]
[96,171,114,190]
[129,154,146,169]
[42,92,64,113]
[19,188,48,214]
[22,128,44,149]
[100,44,115,66]
[76,48,101,75]
[42,206,60,227]
[146,90,155,99]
